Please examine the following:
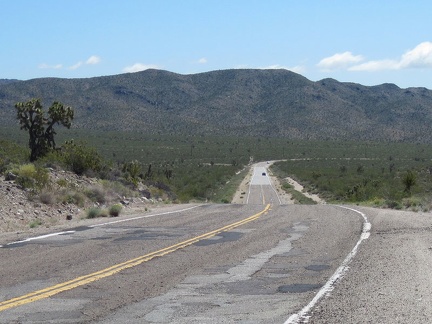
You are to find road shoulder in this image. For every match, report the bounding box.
[308,206,432,323]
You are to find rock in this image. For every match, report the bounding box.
[66,214,73,220]
[16,209,24,215]
[120,199,130,206]
[5,172,17,181]
[140,189,151,199]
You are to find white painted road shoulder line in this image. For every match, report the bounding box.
[284,205,371,324]
[0,205,200,248]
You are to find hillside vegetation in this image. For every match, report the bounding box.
[1,69,432,142]
[2,130,432,233]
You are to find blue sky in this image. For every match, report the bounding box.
[2,0,432,89]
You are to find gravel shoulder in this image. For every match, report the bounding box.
[309,206,432,323]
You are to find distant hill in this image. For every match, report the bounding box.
[0,79,20,85]
[1,69,432,142]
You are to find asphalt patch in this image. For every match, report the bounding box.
[194,231,243,246]
[278,283,322,293]
[305,264,331,271]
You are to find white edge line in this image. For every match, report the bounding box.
[246,168,255,204]
[0,231,76,248]
[89,205,200,227]
[268,172,282,205]
[284,205,371,324]
[0,205,200,248]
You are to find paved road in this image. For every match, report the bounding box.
[246,162,281,205]
[1,165,431,323]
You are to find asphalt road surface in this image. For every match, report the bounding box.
[1,164,432,323]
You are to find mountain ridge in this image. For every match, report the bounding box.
[1,69,432,142]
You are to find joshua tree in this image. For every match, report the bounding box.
[402,170,416,194]
[15,98,74,161]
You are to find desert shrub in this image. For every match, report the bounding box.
[39,190,56,205]
[61,140,103,175]
[85,185,106,204]
[282,183,292,190]
[385,200,402,210]
[402,170,416,194]
[371,197,386,207]
[14,163,49,191]
[61,191,86,207]
[402,196,421,208]
[100,179,135,198]
[123,160,142,187]
[29,219,43,228]
[86,207,103,218]
[108,204,122,217]
[0,139,29,166]
[0,157,8,174]
[56,178,69,187]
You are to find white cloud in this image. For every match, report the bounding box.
[261,64,306,74]
[348,41,432,72]
[86,55,101,65]
[233,64,306,74]
[69,61,83,70]
[39,55,101,71]
[348,59,398,71]
[198,57,207,64]
[234,64,249,69]
[122,63,160,73]
[262,64,288,69]
[38,63,62,69]
[289,65,306,74]
[399,41,432,68]
[317,52,364,71]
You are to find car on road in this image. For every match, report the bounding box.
[262,172,266,176]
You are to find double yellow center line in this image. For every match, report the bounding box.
[0,204,270,312]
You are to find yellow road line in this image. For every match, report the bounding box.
[260,185,266,205]
[0,204,270,312]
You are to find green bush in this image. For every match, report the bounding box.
[109,204,122,217]
[0,139,29,167]
[385,200,402,210]
[123,160,142,187]
[29,219,43,228]
[85,185,106,204]
[39,190,56,204]
[14,163,49,191]
[56,178,69,187]
[100,179,135,199]
[61,140,103,175]
[86,207,103,218]
[61,191,86,207]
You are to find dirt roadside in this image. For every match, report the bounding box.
[308,206,432,323]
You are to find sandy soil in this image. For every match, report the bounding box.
[285,176,324,204]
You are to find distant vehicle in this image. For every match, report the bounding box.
[262,172,266,176]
